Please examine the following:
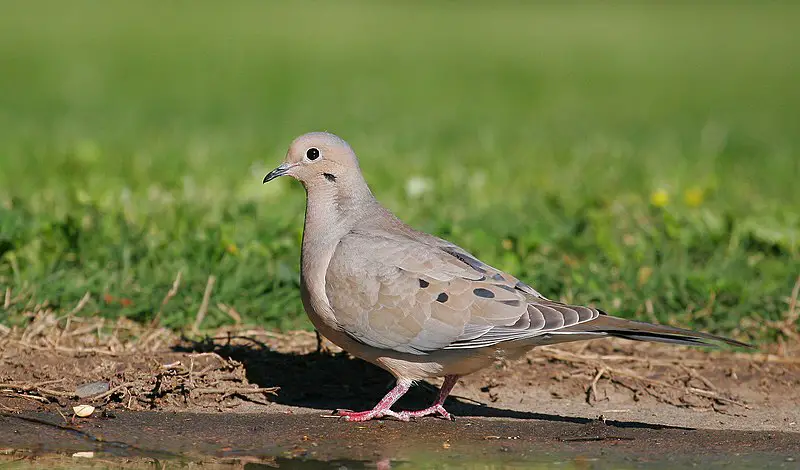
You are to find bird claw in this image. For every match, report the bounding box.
[333,408,410,422]
[396,404,453,421]
[334,404,453,422]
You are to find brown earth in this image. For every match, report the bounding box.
[1,312,799,433]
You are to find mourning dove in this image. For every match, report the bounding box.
[263,132,751,422]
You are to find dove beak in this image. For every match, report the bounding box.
[263,163,292,183]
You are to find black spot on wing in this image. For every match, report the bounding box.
[419,279,429,288]
[473,288,495,299]
[436,292,449,303]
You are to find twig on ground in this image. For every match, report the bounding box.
[33,379,66,388]
[68,292,92,317]
[54,407,69,425]
[189,351,228,364]
[136,327,172,353]
[586,367,607,404]
[538,346,751,409]
[192,386,279,397]
[52,293,91,348]
[217,303,242,326]
[65,322,104,338]
[765,276,800,354]
[20,311,57,344]
[151,270,183,328]
[12,339,120,356]
[680,364,718,391]
[608,366,749,409]
[2,392,50,403]
[192,275,216,335]
[93,383,134,402]
[0,382,77,399]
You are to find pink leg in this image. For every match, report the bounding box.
[396,375,459,421]
[335,380,413,422]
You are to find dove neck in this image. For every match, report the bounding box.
[300,173,382,265]
[299,175,383,327]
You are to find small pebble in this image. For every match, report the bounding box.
[75,381,110,398]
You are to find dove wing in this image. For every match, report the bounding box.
[325,229,600,355]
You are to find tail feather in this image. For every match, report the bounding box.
[557,313,753,349]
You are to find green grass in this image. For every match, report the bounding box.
[0,1,798,343]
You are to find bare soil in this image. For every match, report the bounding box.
[1,312,799,433]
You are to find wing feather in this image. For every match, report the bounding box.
[325,229,599,355]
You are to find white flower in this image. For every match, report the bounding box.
[405,176,432,198]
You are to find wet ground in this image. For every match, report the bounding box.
[1,410,799,469]
[2,320,800,468]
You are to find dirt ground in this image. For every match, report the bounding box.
[1,311,799,434]
[2,410,800,468]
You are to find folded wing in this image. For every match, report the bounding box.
[325,229,600,354]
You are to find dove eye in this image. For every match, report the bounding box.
[306,147,320,161]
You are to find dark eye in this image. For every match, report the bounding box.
[306,147,320,160]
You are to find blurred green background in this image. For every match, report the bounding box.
[0,1,798,342]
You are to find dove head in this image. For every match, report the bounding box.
[263,132,363,188]
[264,132,379,221]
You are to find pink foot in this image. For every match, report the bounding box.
[332,376,460,423]
[334,408,409,422]
[397,404,453,421]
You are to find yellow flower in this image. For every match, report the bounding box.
[650,189,669,207]
[683,187,704,207]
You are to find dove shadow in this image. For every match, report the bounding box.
[174,336,690,431]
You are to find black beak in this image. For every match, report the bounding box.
[263,163,290,183]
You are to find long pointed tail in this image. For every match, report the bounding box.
[559,313,753,349]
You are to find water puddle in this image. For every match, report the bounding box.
[1,411,797,469]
